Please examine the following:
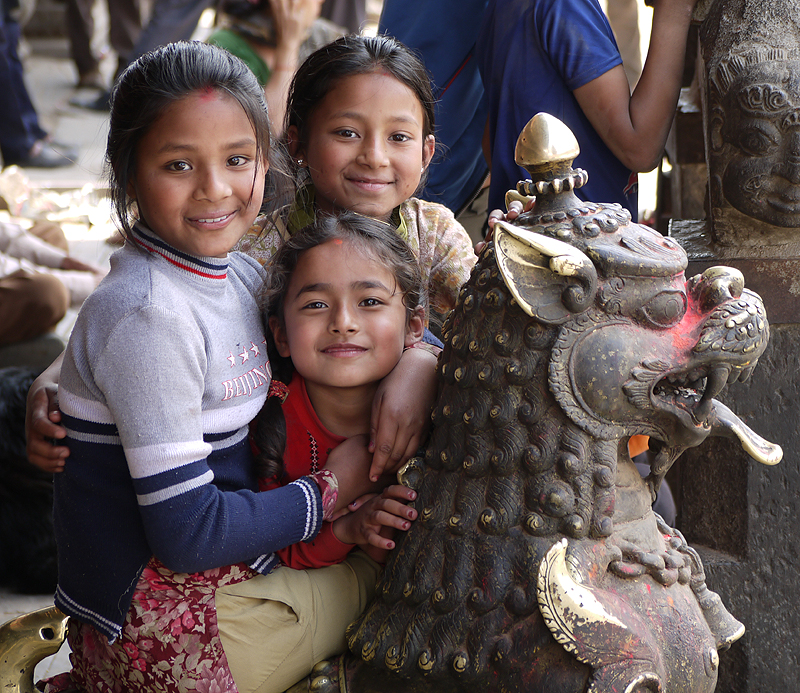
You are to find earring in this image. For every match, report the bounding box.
[296,158,305,167]
[420,166,425,173]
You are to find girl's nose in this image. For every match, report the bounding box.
[330,304,358,334]
[358,136,389,168]
[194,166,232,201]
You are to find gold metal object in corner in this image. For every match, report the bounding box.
[0,606,68,693]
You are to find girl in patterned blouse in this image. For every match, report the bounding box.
[233,33,478,324]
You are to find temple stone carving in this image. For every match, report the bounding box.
[667,1,800,690]
[700,0,800,248]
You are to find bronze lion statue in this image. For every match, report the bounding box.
[309,114,781,693]
[0,116,781,693]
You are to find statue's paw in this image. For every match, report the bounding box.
[308,658,341,693]
[538,539,667,693]
[397,456,425,490]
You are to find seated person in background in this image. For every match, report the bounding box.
[208,0,345,135]
[0,220,104,348]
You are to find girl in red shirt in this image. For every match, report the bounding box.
[255,211,434,567]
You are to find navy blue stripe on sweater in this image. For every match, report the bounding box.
[55,585,123,640]
[132,459,215,505]
[249,553,280,574]
[204,430,238,442]
[62,413,119,445]
[289,477,321,541]
[61,413,118,435]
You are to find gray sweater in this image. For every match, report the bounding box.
[55,223,322,641]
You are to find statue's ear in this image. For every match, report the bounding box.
[709,106,725,152]
[494,220,598,324]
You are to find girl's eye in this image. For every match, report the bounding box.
[335,128,358,139]
[167,161,191,172]
[390,133,411,143]
[228,155,249,167]
[302,301,328,310]
[360,297,384,307]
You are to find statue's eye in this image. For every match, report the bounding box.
[737,128,777,156]
[639,290,687,328]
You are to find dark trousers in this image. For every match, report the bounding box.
[65,0,142,78]
[130,0,210,62]
[0,9,46,163]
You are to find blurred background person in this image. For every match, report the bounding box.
[1,0,78,167]
[208,0,344,136]
[65,0,142,91]
[603,0,644,89]
[319,0,363,34]
[0,220,104,357]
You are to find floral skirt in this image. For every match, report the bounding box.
[39,558,256,693]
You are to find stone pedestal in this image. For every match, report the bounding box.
[667,1,800,684]
[669,220,800,691]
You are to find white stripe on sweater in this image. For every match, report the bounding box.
[136,469,216,506]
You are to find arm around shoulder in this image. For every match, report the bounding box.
[26,352,68,472]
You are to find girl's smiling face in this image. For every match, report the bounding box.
[289,71,435,222]
[270,238,424,394]
[130,89,267,258]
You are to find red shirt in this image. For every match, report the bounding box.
[258,373,353,569]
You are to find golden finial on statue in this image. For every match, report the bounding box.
[510,113,589,205]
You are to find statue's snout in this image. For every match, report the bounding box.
[689,266,744,311]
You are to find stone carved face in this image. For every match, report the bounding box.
[711,60,800,227]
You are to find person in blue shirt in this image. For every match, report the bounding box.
[477,0,699,219]
[378,0,490,217]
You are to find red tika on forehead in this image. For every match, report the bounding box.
[198,86,217,101]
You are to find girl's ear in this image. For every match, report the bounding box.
[422,135,436,170]
[268,315,292,357]
[286,125,305,161]
[404,306,426,348]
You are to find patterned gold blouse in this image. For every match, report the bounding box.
[232,186,478,316]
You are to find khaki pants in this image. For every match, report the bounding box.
[216,552,380,693]
[0,221,70,345]
[0,269,69,344]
